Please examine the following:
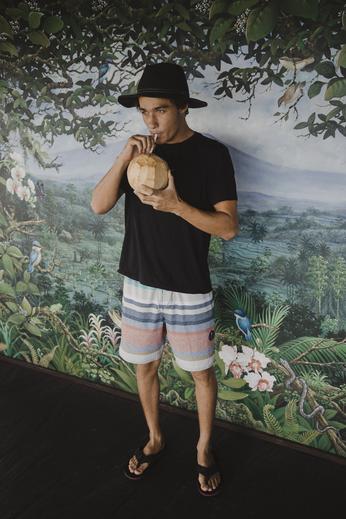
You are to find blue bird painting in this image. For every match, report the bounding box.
[93,58,113,86]
[27,240,43,273]
[234,308,252,341]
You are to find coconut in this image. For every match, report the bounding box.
[127,153,170,191]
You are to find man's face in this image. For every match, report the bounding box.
[137,96,187,143]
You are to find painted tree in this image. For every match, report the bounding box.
[329,256,346,321]
[307,254,329,314]
[0,0,345,174]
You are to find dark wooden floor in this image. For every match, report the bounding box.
[1,358,345,519]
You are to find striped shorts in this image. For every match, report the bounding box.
[118,276,216,372]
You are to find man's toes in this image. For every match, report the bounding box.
[134,462,148,474]
[199,475,210,491]
[210,474,220,490]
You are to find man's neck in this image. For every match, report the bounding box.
[165,127,195,144]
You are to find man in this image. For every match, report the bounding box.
[91,62,239,496]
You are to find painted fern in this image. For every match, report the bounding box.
[263,404,283,435]
[278,336,346,377]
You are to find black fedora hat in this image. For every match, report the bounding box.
[117,62,208,108]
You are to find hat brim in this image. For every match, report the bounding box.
[118,93,208,108]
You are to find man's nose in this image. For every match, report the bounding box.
[147,113,158,126]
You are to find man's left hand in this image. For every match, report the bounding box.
[133,170,182,213]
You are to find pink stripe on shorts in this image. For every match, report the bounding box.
[118,276,216,372]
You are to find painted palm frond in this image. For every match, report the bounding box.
[278,336,346,377]
[214,284,258,334]
[250,304,290,353]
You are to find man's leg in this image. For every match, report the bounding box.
[128,359,166,475]
[191,366,221,492]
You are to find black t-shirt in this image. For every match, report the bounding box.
[117,131,238,293]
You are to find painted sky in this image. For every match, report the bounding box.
[25,53,346,190]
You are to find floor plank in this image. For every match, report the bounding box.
[0,359,345,519]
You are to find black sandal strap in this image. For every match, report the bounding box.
[196,462,218,478]
[133,439,165,464]
[134,448,156,464]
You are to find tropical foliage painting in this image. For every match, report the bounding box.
[0,0,346,459]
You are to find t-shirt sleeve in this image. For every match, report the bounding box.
[207,145,238,206]
[119,167,132,194]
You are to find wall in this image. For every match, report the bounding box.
[0,0,345,459]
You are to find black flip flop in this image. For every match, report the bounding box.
[196,448,222,496]
[123,434,167,480]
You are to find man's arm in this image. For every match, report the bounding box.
[173,199,239,240]
[90,155,129,214]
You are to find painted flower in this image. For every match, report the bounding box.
[16,184,31,201]
[6,177,22,195]
[11,165,25,181]
[218,344,244,378]
[243,371,276,392]
[27,178,36,193]
[237,345,271,374]
[10,151,24,164]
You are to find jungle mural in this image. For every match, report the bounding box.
[0,0,346,460]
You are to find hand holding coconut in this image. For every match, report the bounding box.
[117,133,181,214]
[133,167,182,214]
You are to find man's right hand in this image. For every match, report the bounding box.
[117,134,157,163]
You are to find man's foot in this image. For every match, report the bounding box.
[197,447,221,492]
[128,436,166,475]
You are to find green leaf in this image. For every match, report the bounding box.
[23,320,42,337]
[155,4,172,17]
[294,122,308,129]
[63,14,82,39]
[209,0,229,20]
[112,368,137,393]
[281,0,319,20]
[209,17,234,45]
[27,282,40,296]
[228,0,259,16]
[21,296,32,315]
[0,41,18,56]
[326,107,340,121]
[28,30,50,47]
[172,359,194,385]
[16,281,28,293]
[307,112,315,125]
[218,390,248,401]
[175,4,190,19]
[315,61,335,79]
[5,8,25,20]
[246,3,278,42]
[177,22,192,32]
[2,253,15,277]
[336,45,346,69]
[0,212,7,227]
[0,281,16,297]
[308,81,324,98]
[28,11,43,29]
[221,377,247,388]
[0,14,14,37]
[6,245,23,258]
[43,15,64,34]
[7,313,26,325]
[5,301,18,312]
[324,79,346,101]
